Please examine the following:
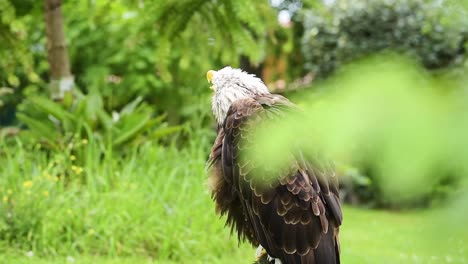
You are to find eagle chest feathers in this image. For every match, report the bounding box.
[207,67,342,264]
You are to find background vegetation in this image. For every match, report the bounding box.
[1,0,467,263]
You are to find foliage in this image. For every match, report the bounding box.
[153,0,277,69]
[0,0,43,123]
[64,1,165,110]
[0,0,37,87]
[0,0,282,127]
[14,90,182,154]
[0,134,245,261]
[128,0,278,123]
[2,0,468,262]
[250,55,467,208]
[0,0,287,143]
[301,0,468,78]
[1,135,467,263]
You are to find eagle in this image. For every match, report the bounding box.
[206,67,342,264]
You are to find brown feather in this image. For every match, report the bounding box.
[208,94,342,264]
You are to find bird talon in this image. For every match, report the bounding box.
[255,245,267,260]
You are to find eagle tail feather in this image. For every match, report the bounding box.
[311,227,340,264]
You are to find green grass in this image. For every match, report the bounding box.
[1,136,467,263]
[2,206,467,263]
[341,206,467,264]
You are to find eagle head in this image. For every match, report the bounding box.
[207,66,270,124]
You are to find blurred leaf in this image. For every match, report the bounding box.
[119,96,143,117]
[7,74,20,87]
[150,125,184,141]
[28,96,75,131]
[250,54,468,207]
[113,108,152,146]
[16,113,59,141]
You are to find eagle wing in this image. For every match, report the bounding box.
[208,94,342,264]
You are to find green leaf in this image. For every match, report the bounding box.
[150,125,183,141]
[85,92,104,122]
[97,109,114,132]
[16,113,59,141]
[112,110,152,146]
[119,96,143,117]
[7,74,20,87]
[28,97,76,131]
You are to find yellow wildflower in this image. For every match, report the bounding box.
[81,139,88,145]
[70,155,76,161]
[43,191,49,197]
[22,181,33,188]
[2,195,7,203]
[71,165,84,174]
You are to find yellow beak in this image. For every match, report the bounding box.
[206,70,214,82]
[206,70,215,90]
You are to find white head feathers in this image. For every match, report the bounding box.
[207,66,271,124]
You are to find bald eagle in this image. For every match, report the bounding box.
[207,67,342,264]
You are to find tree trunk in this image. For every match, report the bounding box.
[44,0,74,100]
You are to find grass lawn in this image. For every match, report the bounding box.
[341,206,467,264]
[1,138,467,263]
[2,206,466,264]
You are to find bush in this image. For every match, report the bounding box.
[14,90,182,155]
[301,0,468,79]
[293,55,467,209]
[0,1,44,125]
[1,0,279,128]
[0,135,243,260]
[299,0,468,208]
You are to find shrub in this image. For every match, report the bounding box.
[301,0,468,79]
[14,90,182,156]
[299,0,468,208]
